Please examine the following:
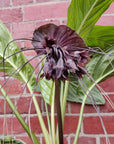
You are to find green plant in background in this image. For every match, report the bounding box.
[0,0,114,144]
[0,137,25,144]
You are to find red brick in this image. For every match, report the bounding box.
[16,96,41,114]
[15,41,24,48]
[100,94,114,113]
[104,2,114,14]
[5,24,11,32]
[96,16,114,26]
[12,0,33,5]
[0,8,22,23]
[70,102,96,114]
[42,136,68,144]
[99,77,114,92]
[28,57,40,74]
[0,117,25,134]
[30,116,48,134]
[36,20,60,28]
[64,116,79,134]
[84,116,114,134]
[100,137,114,144]
[36,0,66,2]
[42,100,69,114]
[0,79,24,95]
[24,41,36,56]
[0,98,15,114]
[0,0,10,7]
[12,22,35,39]
[71,136,96,144]
[24,2,69,21]
[16,136,37,144]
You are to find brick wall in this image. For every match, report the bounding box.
[0,0,114,144]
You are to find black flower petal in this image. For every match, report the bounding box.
[32,23,89,80]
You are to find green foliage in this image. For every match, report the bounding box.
[67,0,114,105]
[0,21,36,88]
[0,137,25,144]
[67,0,113,39]
[68,47,114,104]
[40,77,54,105]
[86,25,114,49]
[67,78,105,105]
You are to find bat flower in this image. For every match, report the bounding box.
[32,23,89,80]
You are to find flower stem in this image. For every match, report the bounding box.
[0,85,40,144]
[73,94,87,144]
[55,80,63,144]
[51,83,56,144]
[62,81,69,125]
[45,102,52,138]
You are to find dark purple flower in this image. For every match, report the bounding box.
[32,23,89,80]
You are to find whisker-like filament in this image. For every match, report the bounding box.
[67,46,114,56]
[86,72,114,110]
[73,73,110,144]
[1,52,44,92]
[28,65,44,143]
[0,47,36,65]
[15,56,46,109]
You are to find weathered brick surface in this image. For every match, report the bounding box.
[0,1,114,144]
[0,0,10,7]
[100,137,114,144]
[96,16,114,26]
[70,102,96,114]
[99,77,114,92]
[64,116,79,134]
[100,94,114,113]
[0,79,24,95]
[12,0,33,5]
[0,117,25,134]
[0,98,15,114]
[12,22,35,39]
[71,136,96,144]
[30,116,48,134]
[84,116,114,134]
[16,96,41,114]
[0,8,22,23]
[24,2,69,21]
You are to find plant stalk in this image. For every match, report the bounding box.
[0,85,40,144]
[73,94,87,144]
[62,81,69,125]
[55,80,63,144]
[51,83,56,144]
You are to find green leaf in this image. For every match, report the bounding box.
[40,77,54,105]
[0,137,25,144]
[0,21,36,88]
[67,0,113,39]
[86,25,114,49]
[68,47,114,105]
[67,79,105,105]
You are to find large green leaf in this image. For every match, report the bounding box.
[67,77,105,105]
[67,0,114,39]
[68,47,114,104]
[86,25,114,49]
[0,21,36,88]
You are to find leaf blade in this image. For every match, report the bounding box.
[0,21,36,88]
[68,47,114,105]
[67,0,113,39]
[86,25,114,49]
